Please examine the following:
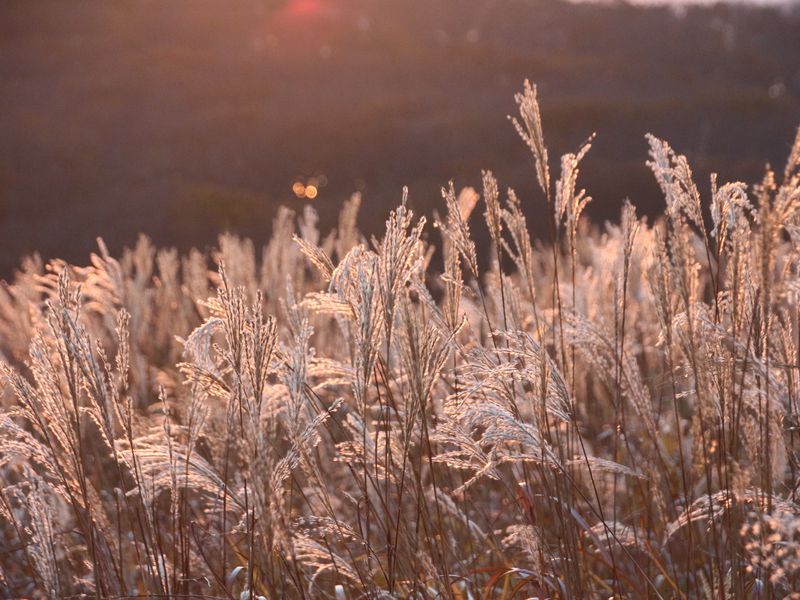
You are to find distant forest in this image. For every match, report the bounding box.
[1,0,799,275]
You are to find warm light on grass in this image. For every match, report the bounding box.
[1,82,798,599]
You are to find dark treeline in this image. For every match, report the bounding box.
[1,0,799,275]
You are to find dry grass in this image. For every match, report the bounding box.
[1,82,799,599]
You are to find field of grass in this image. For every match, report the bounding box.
[1,82,799,598]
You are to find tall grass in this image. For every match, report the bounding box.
[1,82,799,598]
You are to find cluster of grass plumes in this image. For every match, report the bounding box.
[2,83,800,599]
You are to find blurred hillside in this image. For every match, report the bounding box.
[1,0,799,275]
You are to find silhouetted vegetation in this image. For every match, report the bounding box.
[0,0,798,275]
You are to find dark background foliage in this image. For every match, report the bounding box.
[1,0,799,275]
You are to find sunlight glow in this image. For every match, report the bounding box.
[279,0,326,19]
[293,180,319,200]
